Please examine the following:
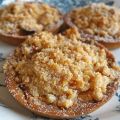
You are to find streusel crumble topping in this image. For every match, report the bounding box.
[69,3,120,39]
[4,30,119,108]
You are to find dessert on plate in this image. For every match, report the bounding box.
[0,2,63,45]
[4,28,120,118]
[64,3,120,49]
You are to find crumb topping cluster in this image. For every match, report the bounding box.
[4,31,119,108]
[0,2,62,35]
[69,3,120,39]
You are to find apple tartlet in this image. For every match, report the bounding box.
[65,3,120,48]
[0,2,63,45]
[4,29,120,118]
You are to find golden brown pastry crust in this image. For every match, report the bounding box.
[0,20,63,46]
[5,75,118,119]
[0,31,26,45]
[80,33,120,49]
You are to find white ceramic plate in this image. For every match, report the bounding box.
[0,0,120,120]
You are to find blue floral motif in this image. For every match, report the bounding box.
[0,0,3,5]
[116,105,120,112]
[70,115,99,120]
[116,92,120,102]
[0,103,8,108]
[0,53,5,61]
[44,0,104,12]
[118,61,120,66]
[31,113,99,120]
[115,92,120,112]
[105,1,114,6]
[0,53,3,57]
[43,0,115,12]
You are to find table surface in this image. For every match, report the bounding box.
[0,0,120,120]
